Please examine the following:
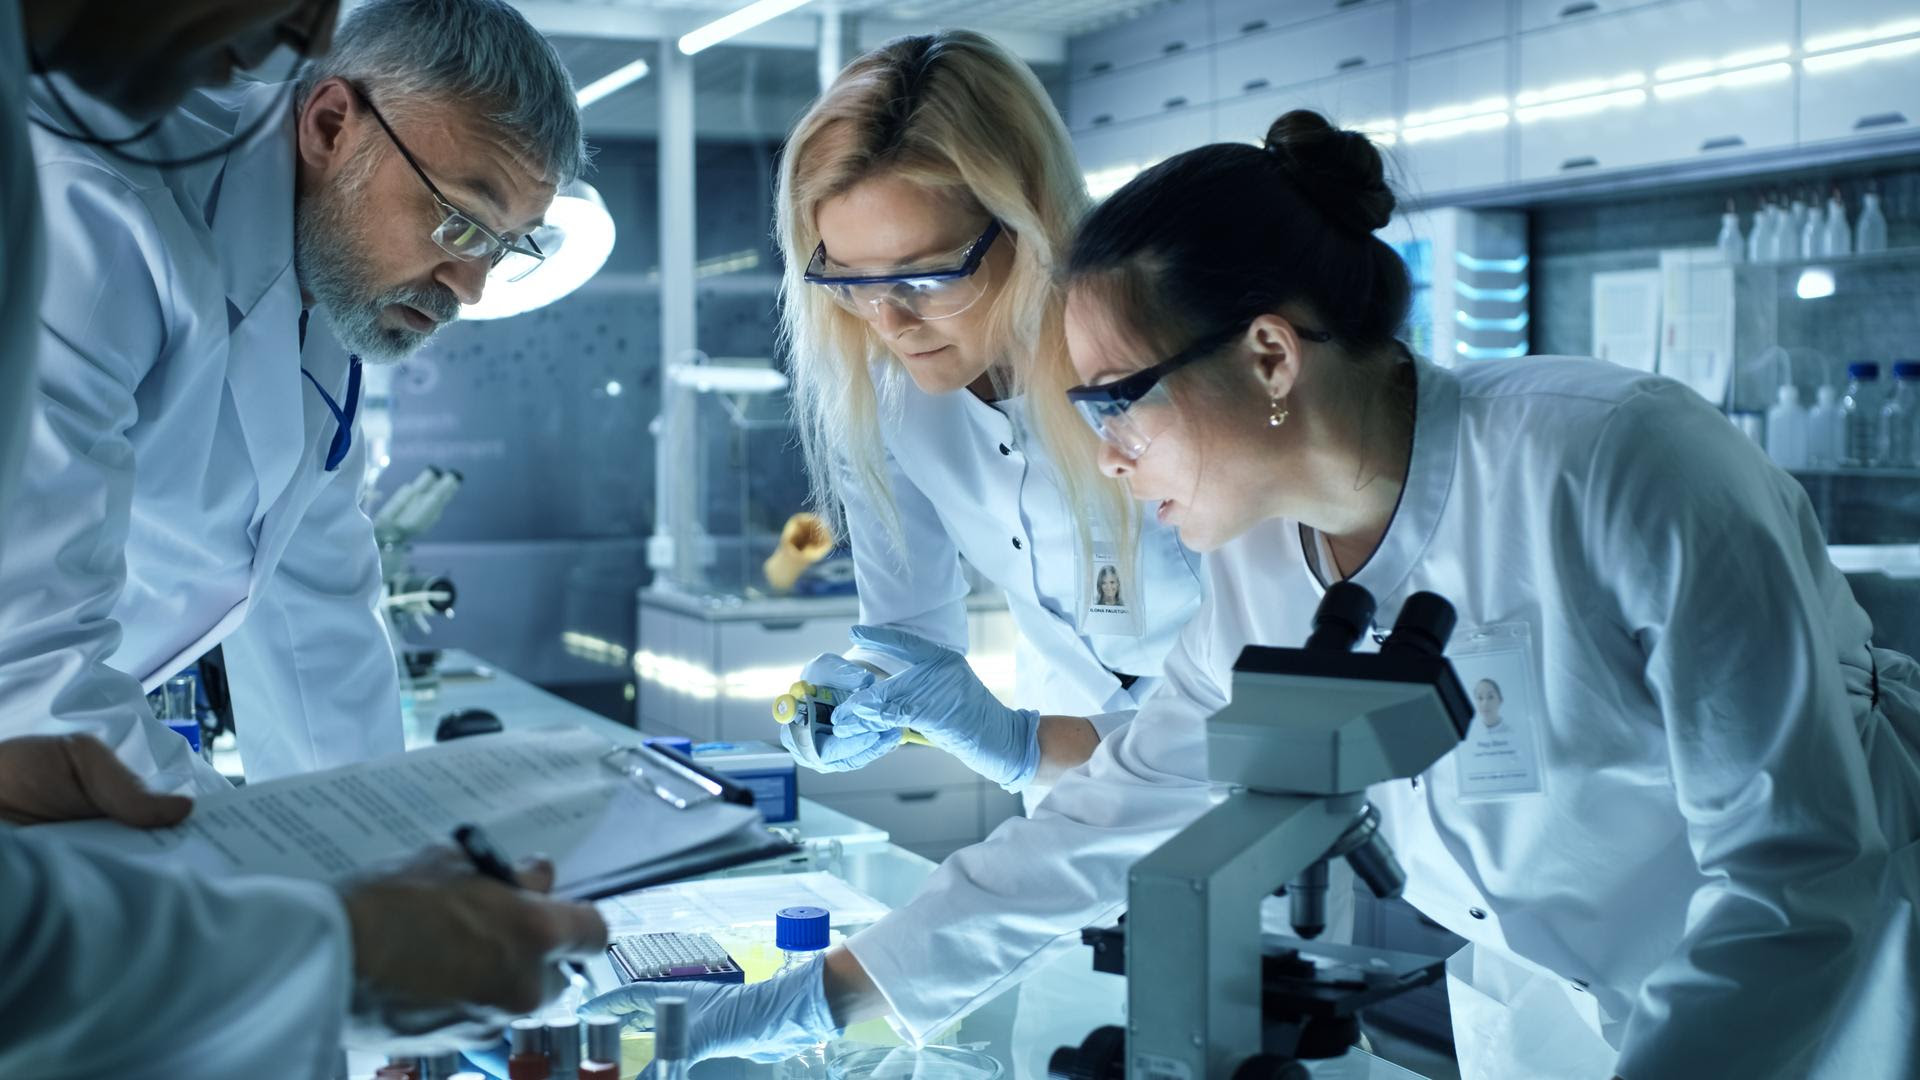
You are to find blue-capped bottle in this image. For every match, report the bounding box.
[775,906,832,1080]
[1842,362,1882,467]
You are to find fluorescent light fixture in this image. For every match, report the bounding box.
[1516,87,1646,124]
[1454,340,1530,360]
[1454,251,1529,273]
[1805,16,1920,55]
[1796,267,1836,300]
[461,181,617,321]
[1453,279,1529,303]
[679,0,816,55]
[1654,62,1791,99]
[1401,110,1509,143]
[1655,57,1715,81]
[665,363,789,394]
[1720,43,1791,67]
[1354,118,1399,146]
[576,58,651,108]
[1803,35,1920,73]
[1455,309,1530,332]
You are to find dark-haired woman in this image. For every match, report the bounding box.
[1043,112,1918,1078]
[585,112,1918,1079]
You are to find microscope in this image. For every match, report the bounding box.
[1053,583,1473,1080]
[373,465,463,641]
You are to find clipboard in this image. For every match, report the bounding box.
[28,726,800,902]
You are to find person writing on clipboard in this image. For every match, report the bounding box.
[0,4,605,1078]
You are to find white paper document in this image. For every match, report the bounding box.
[1591,268,1662,373]
[596,872,892,937]
[1657,247,1737,404]
[31,726,773,899]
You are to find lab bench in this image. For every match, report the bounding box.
[339,651,1431,1080]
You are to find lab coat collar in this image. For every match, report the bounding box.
[1319,356,1461,616]
[199,81,299,322]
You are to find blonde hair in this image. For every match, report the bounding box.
[774,30,1133,563]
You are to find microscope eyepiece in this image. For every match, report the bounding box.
[1379,591,1456,657]
[1305,582,1376,653]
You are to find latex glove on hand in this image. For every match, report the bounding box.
[342,848,608,1051]
[834,625,1040,791]
[581,953,838,1063]
[778,653,902,773]
[0,733,193,827]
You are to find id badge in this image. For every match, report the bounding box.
[1081,535,1144,637]
[1447,622,1548,801]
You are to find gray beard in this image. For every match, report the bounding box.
[293,180,462,364]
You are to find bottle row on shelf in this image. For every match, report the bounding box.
[1716,184,1891,266]
[1762,361,1920,473]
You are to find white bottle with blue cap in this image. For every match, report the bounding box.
[774,906,832,1079]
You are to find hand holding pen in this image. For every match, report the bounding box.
[338,834,608,1047]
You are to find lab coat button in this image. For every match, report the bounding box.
[999,443,1012,456]
[1469,907,1487,920]
[1012,537,1024,550]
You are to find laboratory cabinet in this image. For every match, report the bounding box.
[1209,3,1401,101]
[1070,0,1920,206]
[1397,42,1513,196]
[1406,0,1510,57]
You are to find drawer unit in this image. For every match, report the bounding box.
[1069,49,1213,130]
[713,613,858,741]
[1212,66,1398,148]
[1075,111,1218,182]
[1408,0,1511,57]
[1209,0,1398,46]
[795,742,982,797]
[1211,2,1401,101]
[1068,1,1210,80]
[810,785,981,848]
[1800,0,1920,50]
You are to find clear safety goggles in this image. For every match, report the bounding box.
[803,220,1001,322]
[1067,320,1331,460]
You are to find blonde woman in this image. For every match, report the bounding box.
[766,31,1203,804]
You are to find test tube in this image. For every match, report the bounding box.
[163,675,196,723]
[508,1017,551,1080]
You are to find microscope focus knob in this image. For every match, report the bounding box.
[1049,1025,1127,1080]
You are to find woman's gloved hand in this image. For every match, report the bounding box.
[777,654,902,772]
[832,625,1040,791]
[579,954,838,1063]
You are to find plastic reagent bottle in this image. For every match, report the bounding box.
[1842,363,1882,467]
[652,997,692,1080]
[1824,190,1853,257]
[1748,201,1770,263]
[1880,363,1919,468]
[1766,384,1809,470]
[1768,201,1796,262]
[1716,201,1745,263]
[1807,385,1843,469]
[1857,188,1888,255]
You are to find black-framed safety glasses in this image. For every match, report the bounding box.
[349,84,546,283]
[1067,319,1332,460]
[803,220,1002,321]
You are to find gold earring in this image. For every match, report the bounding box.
[1268,396,1289,428]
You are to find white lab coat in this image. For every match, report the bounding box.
[0,80,402,794]
[0,30,354,1080]
[847,356,1919,1079]
[841,367,1206,731]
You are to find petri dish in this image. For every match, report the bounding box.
[827,1046,1004,1080]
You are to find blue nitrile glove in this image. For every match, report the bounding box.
[777,653,902,773]
[833,625,1041,791]
[579,954,839,1063]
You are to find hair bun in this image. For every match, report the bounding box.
[1261,109,1395,235]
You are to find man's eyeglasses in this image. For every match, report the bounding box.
[349,84,546,283]
[803,220,1001,322]
[1066,319,1332,460]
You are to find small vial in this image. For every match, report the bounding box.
[654,998,692,1080]
[548,1017,583,1078]
[509,1017,552,1080]
[774,907,831,1080]
[579,1015,621,1080]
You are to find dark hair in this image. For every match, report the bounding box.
[1066,110,1410,358]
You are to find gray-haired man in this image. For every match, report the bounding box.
[0,0,586,791]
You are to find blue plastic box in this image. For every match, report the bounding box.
[692,739,798,823]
